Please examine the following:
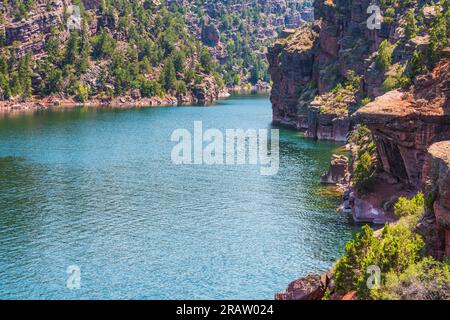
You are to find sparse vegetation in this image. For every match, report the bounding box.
[382,64,411,92]
[428,0,450,63]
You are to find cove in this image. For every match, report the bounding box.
[0,93,355,299]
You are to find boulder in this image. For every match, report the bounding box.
[321,154,350,185]
[192,75,221,104]
[352,196,388,225]
[201,25,220,47]
[275,274,326,300]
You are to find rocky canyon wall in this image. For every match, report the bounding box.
[267,0,428,141]
[356,56,450,259]
[356,57,450,188]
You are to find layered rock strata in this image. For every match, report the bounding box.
[268,0,428,141]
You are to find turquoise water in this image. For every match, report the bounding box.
[0,94,354,299]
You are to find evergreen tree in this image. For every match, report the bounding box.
[405,9,418,40]
[376,40,395,72]
[18,54,32,97]
[65,31,80,66]
[161,59,177,92]
[428,0,450,62]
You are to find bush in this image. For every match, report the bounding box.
[349,125,373,147]
[382,76,399,92]
[382,64,410,92]
[372,257,450,300]
[92,30,116,59]
[334,224,425,299]
[377,223,425,274]
[140,80,164,97]
[384,7,395,25]
[161,59,177,92]
[353,151,375,193]
[199,47,214,74]
[345,70,362,92]
[334,225,378,295]
[0,73,11,100]
[394,192,425,218]
[361,97,371,106]
[74,82,89,102]
[409,50,426,78]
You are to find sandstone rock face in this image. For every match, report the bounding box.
[306,107,351,141]
[191,75,221,104]
[275,274,326,300]
[350,57,449,232]
[268,0,424,141]
[355,58,450,188]
[352,196,389,225]
[321,154,350,185]
[201,25,220,47]
[421,141,450,259]
[3,0,70,46]
[267,23,320,129]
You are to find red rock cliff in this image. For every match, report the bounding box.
[268,0,427,141]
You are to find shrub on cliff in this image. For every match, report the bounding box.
[384,7,396,25]
[353,151,375,193]
[334,224,425,299]
[92,30,117,60]
[334,226,379,296]
[345,70,362,92]
[409,50,427,79]
[161,60,177,92]
[394,192,425,218]
[348,125,373,149]
[376,40,395,72]
[372,257,450,300]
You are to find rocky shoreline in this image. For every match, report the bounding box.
[0,90,231,115]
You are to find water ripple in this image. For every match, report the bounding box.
[0,96,356,299]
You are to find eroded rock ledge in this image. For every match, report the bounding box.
[355,58,450,189]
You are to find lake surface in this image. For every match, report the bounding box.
[0,94,355,299]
